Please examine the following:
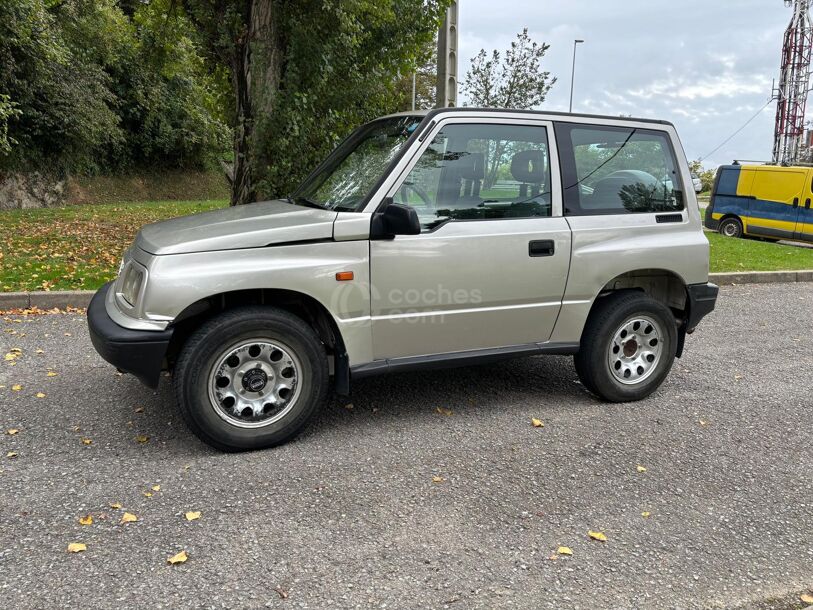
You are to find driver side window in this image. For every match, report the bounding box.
[393,123,553,230]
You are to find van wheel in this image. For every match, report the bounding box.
[718,217,743,238]
[174,306,328,451]
[574,291,677,402]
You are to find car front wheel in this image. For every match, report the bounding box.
[174,306,328,451]
[574,291,677,402]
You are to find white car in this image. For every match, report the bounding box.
[691,173,703,193]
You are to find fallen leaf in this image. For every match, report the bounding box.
[64,333,72,337]
[134,407,144,413]
[274,585,288,599]
[436,407,453,416]
[81,438,92,446]
[35,392,45,398]
[184,511,201,521]
[109,502,122,510]
[136,434,149,444]
[78,515,93,526]
[642,511,651,518]
[11,384,22,391]
[67,542,86,553]
[432,476,445,483]
[7,451,18,458]
[7,428,19,435]
[143,491,152,498]
[531,418,544,428]
[548,553,558,561]
[699,419,708,427]
[35,349,44,354]
[343,403,354,410]
[72,426,81,432]
[4,352,18,361]
[151,485,160,492]
[588,530,608,542]
[167,550,188,565]
[801,593,813,604]
[557,546,573,555]
[47,371,57,377]
[120,512,138,524]
[636,465,647,473]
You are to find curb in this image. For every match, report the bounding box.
[0,270,812,309]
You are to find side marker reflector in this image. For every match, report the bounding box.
[335,271,354,282]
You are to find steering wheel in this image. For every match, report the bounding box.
[397,182,434,209]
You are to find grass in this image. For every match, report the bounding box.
[1,199,812,291]
[0,200,227,292]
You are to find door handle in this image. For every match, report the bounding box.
[793,197,799,208]
[529,240,555,257]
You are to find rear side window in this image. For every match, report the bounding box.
[555,122,684,215]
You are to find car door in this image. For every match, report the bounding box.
[368,118,571,361]
[746,168,805,240]
[797,169,813,242]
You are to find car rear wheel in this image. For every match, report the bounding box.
[174,306,328,451]
[718,217,743,238]
[574,291,677,402]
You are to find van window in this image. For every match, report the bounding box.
[555,123,684,215]
[392,123,552,230]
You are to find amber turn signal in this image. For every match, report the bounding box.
[335,271,354,281]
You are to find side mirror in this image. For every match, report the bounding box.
[371,199,421,238]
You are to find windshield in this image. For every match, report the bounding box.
[293,115,424,211]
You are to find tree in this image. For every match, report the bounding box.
[461,29,556,187]
[462,28,556,110]
[181,0,452,205]
[688,160,716,193]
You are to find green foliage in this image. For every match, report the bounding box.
[0,94,20,155]
[462,29,556,109]
[184,0,453,202]
[689,159,716,192]
[0,0,229,174]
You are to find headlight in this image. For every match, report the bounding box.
[120,264,145,307]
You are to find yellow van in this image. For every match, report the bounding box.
[705,164,813,241]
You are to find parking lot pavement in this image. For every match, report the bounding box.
[0,284,811,610]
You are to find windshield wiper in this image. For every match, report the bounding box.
[292,196,329,210]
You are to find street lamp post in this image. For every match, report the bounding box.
[569,39,584,113]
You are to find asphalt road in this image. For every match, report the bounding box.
[1,283,811,610]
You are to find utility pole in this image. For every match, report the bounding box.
[569,39,584,113]
[436,2,458,108]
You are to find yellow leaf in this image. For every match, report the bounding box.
[78,515,93,526]
[7,428,19,435]
[11,384,22,392]
[588,530,608,542]
[642,511,651,518]
[801,593,813,604]
[9,348,21,353]
[35,392,45,398]
[636,465,647,473]
[6,451,17,458]
[143,491,152,498]
[109,502,122,510]
[184,511,201,521]
[120,512,138,524]
[47,371,57,377]
[136,434,149,444]
[557,546,573,555]
[436,407,453,416]
[531,418,544,428]
[67,542,86,553]
[35,349,44,354]
[431,476,445,483]
[167,550,188,565]
[151,485,160,492]
[4,352,18,361]
[81,438,92,446]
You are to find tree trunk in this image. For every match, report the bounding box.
[230,0,283,206]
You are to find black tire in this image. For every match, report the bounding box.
[174,306,328,451]
[574,291,677,403]
[718,216,743,238]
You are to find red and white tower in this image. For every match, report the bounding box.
[772,0,813,165]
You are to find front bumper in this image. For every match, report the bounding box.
[87,282,173,388]
[685,282,719,332]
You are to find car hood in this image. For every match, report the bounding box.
[136,199,338,255]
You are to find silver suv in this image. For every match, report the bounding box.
[88,109,718,451]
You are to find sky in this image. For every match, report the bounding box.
[456,0,792,169]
